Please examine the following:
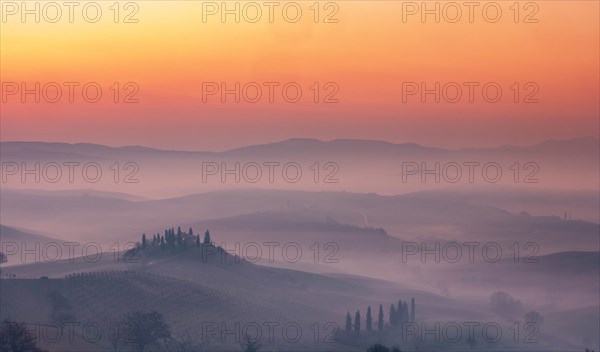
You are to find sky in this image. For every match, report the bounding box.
[1,1,598,151]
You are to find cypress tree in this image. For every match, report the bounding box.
[354,310,361,335]
[397,300,403,324]
[169,229,175,247]
[142,233,147,249]
[345,312,352,333]
[389,304,396,326]
[366,306,372,332]
[402,302,409,324]
[378,304,384,331]
[410,298,415,322]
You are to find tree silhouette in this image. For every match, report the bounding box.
[176,229,183,247]
[367,344,390,352]
[367,344,401,352]
[203,230,211,245]
[0,320,47,352]
[378,304,384,331]
[366,306,372,332]
[164,230,171,247]
[354,310,361,335]
[490,291,524,320]
[123,311,171,352]
[345,312,352,333]
[389,304,397,326]
[397,300,403,324]
[524,311,544,327]
[410,298,415,322]
[142,233,147,249]
[0,252,6,263]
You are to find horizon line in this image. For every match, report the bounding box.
[1,136,598,154]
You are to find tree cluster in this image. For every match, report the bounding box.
[344,298,416,336]
[141,227,212,251]
[490,291,524,321]
[103,309,260,351]
[366,344,401,352]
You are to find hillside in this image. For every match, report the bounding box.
[2,188,598,253]
[0,225,63,266]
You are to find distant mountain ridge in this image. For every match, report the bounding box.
[2,136,598,156]
[3,137,597,193]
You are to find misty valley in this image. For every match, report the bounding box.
[2,1,599,350]
[0,139,598,352]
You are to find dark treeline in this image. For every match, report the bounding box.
[344,298,416,335]
[0,310,261,352]
[118,227,225,264]
[142,227,213,250]
[337,298,416,349]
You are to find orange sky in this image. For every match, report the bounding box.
[1,1,598,150]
